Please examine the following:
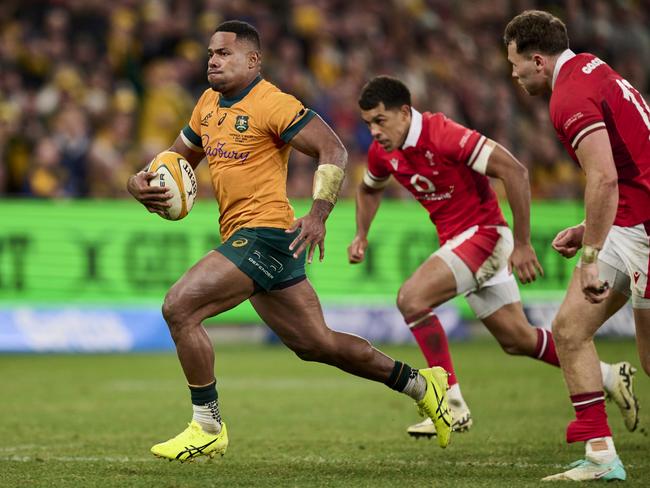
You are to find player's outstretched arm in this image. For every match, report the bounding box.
[126,134,205,215]
[485,141,543,283]
[348,183,384,264]
[287,115,347,263]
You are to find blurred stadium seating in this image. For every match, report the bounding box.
[1,0,649,200]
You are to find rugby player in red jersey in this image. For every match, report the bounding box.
[349,75,637,443]
[505,9,650,481]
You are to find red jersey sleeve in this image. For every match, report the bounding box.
[364,142,391,185]
[552,87,605,152]
[427,113,485,167]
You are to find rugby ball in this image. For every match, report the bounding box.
[147,151,197,220]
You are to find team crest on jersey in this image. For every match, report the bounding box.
[235,115,249,133]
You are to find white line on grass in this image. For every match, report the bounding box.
[1,455,156,463]
[0,445,39,452]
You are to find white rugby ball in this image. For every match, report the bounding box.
[147,151,197,220]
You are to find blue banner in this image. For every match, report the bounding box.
[0,308,174,352]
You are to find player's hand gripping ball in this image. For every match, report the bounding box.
[147,151,197,220]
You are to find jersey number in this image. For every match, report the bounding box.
[616,79,650,135]
[410,174,436,193]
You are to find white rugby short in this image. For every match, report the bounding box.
[435,225,520,318]
[589,222,650,309]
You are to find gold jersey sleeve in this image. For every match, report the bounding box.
[180,77,316,240]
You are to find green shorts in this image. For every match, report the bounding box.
[216,227,306,292]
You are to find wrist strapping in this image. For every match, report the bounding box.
[582,244,600,264]
[312,164,344,205]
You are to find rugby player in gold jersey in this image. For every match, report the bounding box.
[127,20,452,461]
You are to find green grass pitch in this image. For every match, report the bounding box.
[1,340,648,487]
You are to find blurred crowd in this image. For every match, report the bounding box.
[1,0,649,200]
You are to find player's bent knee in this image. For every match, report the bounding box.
[552,314,592,349]
[161,290,189,332]
[396,285,423,318]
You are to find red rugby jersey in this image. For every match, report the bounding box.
[550,51,650,226]
[366,110,507,245]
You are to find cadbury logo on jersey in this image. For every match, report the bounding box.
[582,57,605,74]
[201,135,250,163]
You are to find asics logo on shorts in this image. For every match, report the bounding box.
[232,238,248,248]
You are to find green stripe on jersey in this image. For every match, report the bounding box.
[279,109,316,143]
[182,125,202,148]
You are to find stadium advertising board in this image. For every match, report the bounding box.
[0,199,583,309]
[1,199,636,350]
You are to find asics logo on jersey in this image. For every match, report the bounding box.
[582,57,605,74]
[218,113,227,126]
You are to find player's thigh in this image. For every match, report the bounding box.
[553,267,628,340]
[249,279,330,350]
[165,250,255,320]
[399,255,458,309]
[633,307,650,375]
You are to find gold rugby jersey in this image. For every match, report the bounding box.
[181,75,315,240]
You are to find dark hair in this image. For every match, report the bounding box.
[358,76,411,111]
[216,20,261,50]
[504,10,569,55]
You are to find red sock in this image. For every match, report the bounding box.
[533,328,560,366]
[566,391,612,443]
[405,309,458,386]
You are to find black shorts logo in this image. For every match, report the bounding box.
[232,238,248,248]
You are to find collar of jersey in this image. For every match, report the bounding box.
[401,107,423,150]
[219,75,263,108]
[552,49,576,90]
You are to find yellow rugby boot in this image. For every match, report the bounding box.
[408,400,472,438]
[415,367,452,448]
[151,420,228,462]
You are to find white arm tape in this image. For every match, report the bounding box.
[363,169,390,189]
[180,130,203,152]
[467,138,495,175]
